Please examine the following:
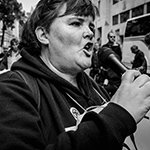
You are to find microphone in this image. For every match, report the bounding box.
[98,47,128,77]
[98,47,149,120]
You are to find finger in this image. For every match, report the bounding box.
[122,70,141,84]
[141,81,150,98]
[133,74,150,88]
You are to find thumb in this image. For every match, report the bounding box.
[121,70,141,84]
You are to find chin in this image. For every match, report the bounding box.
[83,63,91,70]
[77,58,91,70]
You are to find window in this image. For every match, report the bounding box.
[98,0,101,10]
[147,2,150,13]
[120,11,129,23]
[125,14,150,37]
[113,0,119,5]
[132,5,144,18]
[113,15,119,25]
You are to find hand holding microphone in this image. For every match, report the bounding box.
[98,47,150,123]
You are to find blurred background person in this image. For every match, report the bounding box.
[130,45,147,74]
[0,47,5,66]
[102,30,122,60]
[0,46,8,72]
[0,38,21,73]
[99,30,122,97]
[7,38,21,69]
[89,42,100,79]
[145,32,150,50]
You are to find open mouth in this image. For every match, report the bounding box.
[83,42,94,57]
[84,42,94,52]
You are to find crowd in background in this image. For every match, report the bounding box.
[0,38,21,74]
[89,30,148,97]
[0,0,150,149]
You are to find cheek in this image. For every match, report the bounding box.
[54,27,81,47]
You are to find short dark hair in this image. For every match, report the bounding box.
[107,30,115,39]
[19,0,99,56]
[131,45,138,50]
[131,45,138,53]
[10,38,18,46]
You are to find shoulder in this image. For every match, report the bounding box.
[113,42,120,47]
[139,50,144,53]
[0,70,26,86]
[138,50,144,56]
[0,70,19,80]
[102,43,108,47]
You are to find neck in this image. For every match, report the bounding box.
[40,55,78,88]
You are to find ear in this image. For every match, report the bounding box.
[35,26,49,45]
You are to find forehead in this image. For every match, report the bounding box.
[58,4,94,22]
[131,46,137,50]
[109,33,115,37]
[58,1,96,20]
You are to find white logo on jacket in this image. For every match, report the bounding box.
[65,103,109,132]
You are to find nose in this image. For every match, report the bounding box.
[83,26,94,40]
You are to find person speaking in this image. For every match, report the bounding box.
[0,0,150,150]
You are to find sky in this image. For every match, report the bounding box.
[17,0,39,12]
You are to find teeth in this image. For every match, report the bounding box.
[85,45,90,50]
[84,43,93,51]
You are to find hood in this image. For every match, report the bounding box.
[11,48,86,90]
[11,48,108,108]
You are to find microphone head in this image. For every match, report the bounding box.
[98,47,117,69]
[98,47,117,63]
[98,47,128,77]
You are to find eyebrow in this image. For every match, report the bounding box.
[68,16,94,24]
[67,16,85,21]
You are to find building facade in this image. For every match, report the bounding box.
[92,0,150,45]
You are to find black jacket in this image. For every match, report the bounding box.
[0,49,136,150]
[132,50,147,74]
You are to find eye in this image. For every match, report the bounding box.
[70,21,82,27]
[89,24,95,34]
